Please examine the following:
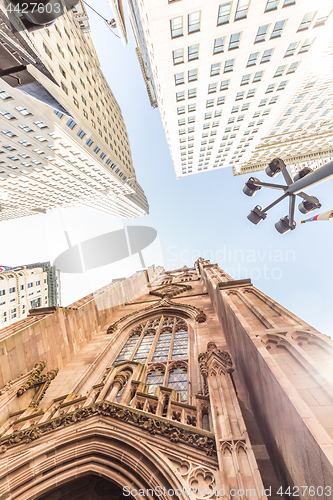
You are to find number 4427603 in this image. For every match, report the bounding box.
[277,486,331,496]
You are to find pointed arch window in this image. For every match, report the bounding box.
[112,316,189,402]
[168,366,188,402]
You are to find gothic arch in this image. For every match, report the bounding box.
[0,419,187,500]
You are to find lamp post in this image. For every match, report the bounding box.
[243,158,333,234]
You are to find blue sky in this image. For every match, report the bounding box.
[1,0,332,337]
[89,0,333,336]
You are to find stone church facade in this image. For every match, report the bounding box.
[0,260,332,499]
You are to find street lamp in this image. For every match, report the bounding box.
[243,158,333,234]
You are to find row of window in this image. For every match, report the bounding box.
[170,6,326,41]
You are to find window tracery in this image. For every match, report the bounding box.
[113,315,189,402]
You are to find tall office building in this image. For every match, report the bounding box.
[111,0,333,178]
[0,264,56,328]
[0,1,148,221]
[237,35,333,178]
[1,260,333,498]
[24,262,61,307]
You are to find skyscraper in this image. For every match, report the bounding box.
[0,263,60,328]
[1,260,333,498]
[0,1,149,221]
[112,0,333,178]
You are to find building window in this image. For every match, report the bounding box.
[241,74,251,85]
[188,44,199,60]
[247,52,259,66]
[271,20,286,38]
[314,8,332,27]
[188,88,197,99]
[220,80,230,91]
[61,82,68,94]
[283,0,295,5]
[208,83,217,93]
[265,0,278,11]
[188,104,196,112]
[217,3,231,24]
[77,129,86,139]
[298,12,315,31]
[255,25,269,43]
[224,59,234,72]
[9,287,15,293]
[188,12,200,33]
[299,38,315,53]
[214,37,225,54]
[277,80,288,90]
[170,17,183,38]
[210,63,221,76]
[176,91,185,101]
[43,43,52,59]
[235,0,249,20]
[113,317,188,402]
[175,72,184,85]
[86,138,93,146]
[188,69,198,81]
[265,84,275,93]
[261,49,273,63]
[236,91,244,100]
[177,106,185,115]
[206,99,214,107]
[253,71,264,82]
[247,88,256,98]
[274,65,286,77]
[173,49,184,65]
[229,32,241,50]
[217,96,225,105]
[286,61,299,74]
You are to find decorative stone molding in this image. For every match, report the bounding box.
[16,361,59,407]
[198,343,233,395]
[107,298,206,334]
[0,401,216,456]
[150,284,192,298]
[111,371,130,391]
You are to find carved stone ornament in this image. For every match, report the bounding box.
[0,401,216,456]
[107,298,206,334]
[150,284,192,299]
[111,371,130,391]
[16,361,59,407]
[198,343,233,396]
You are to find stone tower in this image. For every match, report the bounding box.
[0,261,332,499]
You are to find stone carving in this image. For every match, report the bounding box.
[0,369,34,396]
[198,344,233,395]
[150,284,192,298]
[107,298,206,334]
[111,371,130,391]
[188,467,216,498]
[16,361,59,407]
[0,401,216,456]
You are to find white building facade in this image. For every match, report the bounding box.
[0,267,49,328]
[0,1,148,221]
[118,0,333,178]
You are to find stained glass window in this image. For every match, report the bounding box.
[168,367,188,402]
[172,329,188,360]
[114,333,140,364]
[146,369,165,394]
[152,330,172,361]
[133,331,155,362]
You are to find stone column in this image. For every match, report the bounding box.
[199,342,267,500]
